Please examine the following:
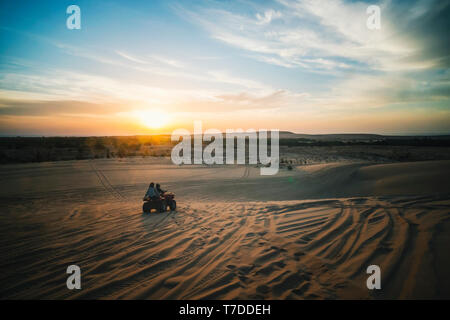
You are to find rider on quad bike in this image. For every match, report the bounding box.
[143,182,176,213]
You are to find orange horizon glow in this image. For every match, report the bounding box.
[0,106,449,136]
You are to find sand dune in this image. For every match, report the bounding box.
[0,159,449,299]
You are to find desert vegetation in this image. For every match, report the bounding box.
[1,133,450,164]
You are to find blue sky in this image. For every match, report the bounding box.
[0,0,449,135]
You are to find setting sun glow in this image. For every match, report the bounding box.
[137,110,171,129]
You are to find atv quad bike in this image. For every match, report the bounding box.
[143,192,176,213]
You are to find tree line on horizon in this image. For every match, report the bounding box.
[0,135,449,164]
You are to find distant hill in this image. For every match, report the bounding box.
[278,132,384,141]
[279,131,450,141]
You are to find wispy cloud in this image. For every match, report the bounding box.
[177,0,450,114]
[182,0,449,72]
[115,50,148,64]
[148,55,184,68]
[256,9,282,25]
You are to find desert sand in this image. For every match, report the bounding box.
[0,158,449,299]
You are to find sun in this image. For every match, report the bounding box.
[137,110,171,129]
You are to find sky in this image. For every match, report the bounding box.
[0,0,449,136]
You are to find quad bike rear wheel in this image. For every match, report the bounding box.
[143,202,151,213]
[169,200,176,211]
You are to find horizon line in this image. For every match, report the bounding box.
[1,132,450,138]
